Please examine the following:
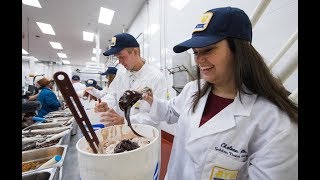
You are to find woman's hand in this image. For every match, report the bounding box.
[83,87,98,101]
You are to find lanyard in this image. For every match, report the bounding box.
[129,73,136,88]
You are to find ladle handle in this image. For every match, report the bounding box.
[53,71,101,154]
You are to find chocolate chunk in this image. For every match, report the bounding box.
[114,139,140,153]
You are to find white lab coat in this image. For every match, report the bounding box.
[101,63,167,129]
[87,85,109,99]
[149,80,298,180]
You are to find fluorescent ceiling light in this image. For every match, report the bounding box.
[36,22,55,35]
[91,57,97,61]
[170,0,190,11]
[22,0,42,8]
[22,49,29,55]
[92,48,101,54]
[57,53,67,58]
[83,31,94,42]
[49,42,63,49]
[98,7,115,25]
[62,60,70,65]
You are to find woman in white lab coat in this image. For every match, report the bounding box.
[143,7,298,180]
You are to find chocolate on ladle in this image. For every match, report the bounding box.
[119,90,143,137]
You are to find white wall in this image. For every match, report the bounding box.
[127,0,298,134]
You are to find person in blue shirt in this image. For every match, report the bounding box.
[35,77,61,117]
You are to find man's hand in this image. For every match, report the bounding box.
[94,101,108,112]
[142,88,153,105]
[100,108,125,127]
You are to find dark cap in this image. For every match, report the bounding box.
[103,33,139,56]
[173,7,252,53]
[101,66,118,75]
[85,79,97,87]
[72,75,80,81]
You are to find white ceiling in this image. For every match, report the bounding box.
[22,0,146,66]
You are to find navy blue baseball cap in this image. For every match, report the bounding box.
[85,79,97,87]
[101,66,118,75]
[72,75,80,81]
[103,33,140,56]
[173,7,252,53]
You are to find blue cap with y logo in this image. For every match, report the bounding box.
[173,7,252,53]
[103,33,139,56]
[101,66,118,75]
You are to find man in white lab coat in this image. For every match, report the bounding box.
[95,33,167,129]
[143,7,298,180]
[71,75,86,97]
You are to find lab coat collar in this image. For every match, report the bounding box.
[233,88,257,116]
[187,86,257,143]
[128,61,147,78]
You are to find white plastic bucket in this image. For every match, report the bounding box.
[76,124,160,180]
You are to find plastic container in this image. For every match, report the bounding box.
[81,124,105,138]
[38,155,62,169]
[76,124,160,180]
[32,116,46,122]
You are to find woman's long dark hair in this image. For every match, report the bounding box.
[191,38,298,123]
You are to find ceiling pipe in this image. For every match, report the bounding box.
[250,0,271,28]
[27,17,30,55]
[289,88,298,104]
[275,50,298,83]
[268,30,298,69]
[95,30,100,63]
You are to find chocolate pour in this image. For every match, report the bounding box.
[119,90,143,137]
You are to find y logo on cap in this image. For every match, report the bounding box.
[111,37,116,46]
[194,12,213,33]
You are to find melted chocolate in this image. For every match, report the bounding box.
[119,90,142,111]
[114,139,140,153]
[119,90,143,137]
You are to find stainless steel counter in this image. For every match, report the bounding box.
[61,130,82,180]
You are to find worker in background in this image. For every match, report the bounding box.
[94,33,167,129]
[35,76,61,117]
[142,7,298,180]
[83,66,118,100]
[71,75,86,97]
[28,75,46,101]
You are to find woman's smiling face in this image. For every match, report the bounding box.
[193,39,235,85]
